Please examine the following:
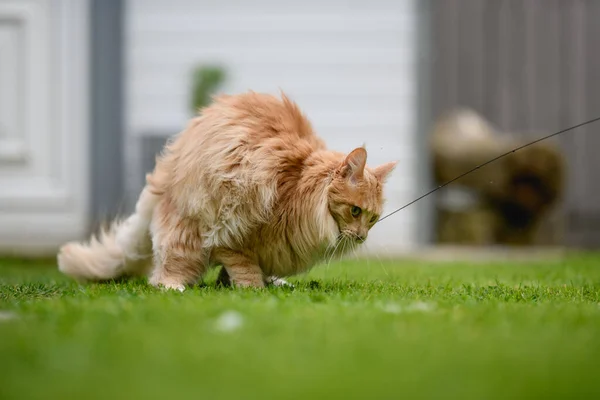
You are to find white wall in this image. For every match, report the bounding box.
[125,0,421,252]
[0,0,90,254]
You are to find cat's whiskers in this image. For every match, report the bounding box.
[332,235,346,265]
[325,233,342,261]
[323,242,333,263]
[352,241,360,264]
[341,239,350,264]
[324,234,342,269]
[362,243,372,272]
[327,232,351,267]
[339,236,350,265]
[337,231,362,266]
[374,243,391,277]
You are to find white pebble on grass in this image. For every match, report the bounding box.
[0,311,17,322]
[214,310,244,333]
[406,301,436,312]
[380,301,436,314]
[381,303,402,314]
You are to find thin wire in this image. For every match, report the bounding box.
[377,115,600,223]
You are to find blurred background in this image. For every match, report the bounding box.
[0,0,598,256]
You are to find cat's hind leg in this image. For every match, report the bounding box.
[149,198,206,291]
[212,249,265,288]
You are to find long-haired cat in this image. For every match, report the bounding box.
[58,91,396,290]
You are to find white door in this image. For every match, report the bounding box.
[125,0,422,253]
[0,0,90,254]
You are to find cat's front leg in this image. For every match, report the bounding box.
[216,267,293,288]
[212,249,265,288]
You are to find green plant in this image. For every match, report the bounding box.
[190,65,226,113]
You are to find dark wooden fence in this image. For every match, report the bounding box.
[431,0,600,248]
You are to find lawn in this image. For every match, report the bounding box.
[1,253,600,400]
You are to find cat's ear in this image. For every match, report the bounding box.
[341,147,367,183]
[373,161,397,182]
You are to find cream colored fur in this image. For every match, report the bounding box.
[58,91,396,290]
[58,187,158,280]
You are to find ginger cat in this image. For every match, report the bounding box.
[58,92,396,290]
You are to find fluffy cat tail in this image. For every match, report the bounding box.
[57,186,160,281]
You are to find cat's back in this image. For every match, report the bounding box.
[169,92,327,181]
[205,91,324,147]
[152,91,326,244]
[170,91,325,165]
[158,91,325,177]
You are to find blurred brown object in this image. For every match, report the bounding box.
[431,109,565,246]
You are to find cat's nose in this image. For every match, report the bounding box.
[356,228,368,242]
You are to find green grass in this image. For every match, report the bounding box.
[1,254,600,400]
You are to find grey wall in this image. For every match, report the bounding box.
[414,0,434,244]
[90,0,125,229]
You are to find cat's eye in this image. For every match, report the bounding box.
[351,206,362,218]
[370,216,379,224]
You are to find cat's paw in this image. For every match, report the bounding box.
[160,283,186,292]
[150,278,186,292]
[266,276,294,288]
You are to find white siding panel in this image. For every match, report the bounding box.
[128,0,415,15]
[0,0,90,253]
[126,0,420,251]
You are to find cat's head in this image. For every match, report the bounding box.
[328,147,396,244]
